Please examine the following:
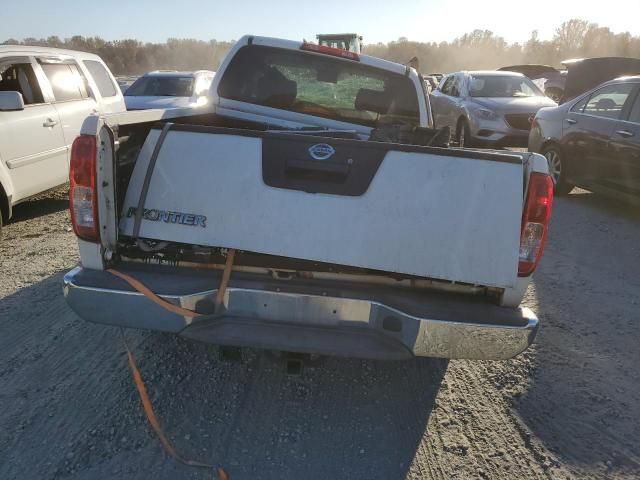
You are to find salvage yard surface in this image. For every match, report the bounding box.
[0,188,639,480]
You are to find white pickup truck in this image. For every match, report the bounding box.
[63,36,553,361]
[0,46,126,233]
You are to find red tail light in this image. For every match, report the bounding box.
[301,42,360,61]
[69,135,99,242]
[518,172,553,277]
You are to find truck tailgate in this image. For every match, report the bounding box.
[119,125,523,289]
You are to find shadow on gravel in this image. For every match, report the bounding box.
[0,270,447,480]
[511,191,640,476]
[9,196,68,224]
[117,334,448,480]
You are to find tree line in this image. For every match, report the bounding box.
[1,36,235,75]
[3,19,640,76]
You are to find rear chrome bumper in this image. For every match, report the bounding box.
[63,265,538,361]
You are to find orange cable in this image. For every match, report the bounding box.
[214,249,236,309]
[122,330,228,477]
[107,269,202,318]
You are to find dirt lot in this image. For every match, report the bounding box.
[1,187,639,480]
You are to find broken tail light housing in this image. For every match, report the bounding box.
[69,135,99,242]
[518,172,553,277]
[301,42,360,61]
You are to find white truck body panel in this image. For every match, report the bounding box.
[119,129,524,288]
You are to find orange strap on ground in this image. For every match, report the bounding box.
[109,251,238,475]
[122,330,228,478]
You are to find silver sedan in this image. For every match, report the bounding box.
[431,71,557,148]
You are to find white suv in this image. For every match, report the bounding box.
[0,45,126,233]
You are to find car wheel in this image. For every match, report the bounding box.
[457,119,471,148]
[542,145,574,195]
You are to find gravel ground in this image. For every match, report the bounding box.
[1,187,639,480]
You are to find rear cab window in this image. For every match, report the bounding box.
[83,60,118,98]
[218,45,420,127]
[39,60,89,102]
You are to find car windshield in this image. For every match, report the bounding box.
[469,75,544,98]
[217,45,420,127]
[125,75,194,97]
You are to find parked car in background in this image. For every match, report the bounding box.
[124,70,215,110]
[498,64,567,103]
[502,58,640,106]
[530,76,640,199]
[0,45,125,235]
[560,57,640,103]
[431,70,557,147]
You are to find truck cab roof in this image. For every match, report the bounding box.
[233,35,410,77]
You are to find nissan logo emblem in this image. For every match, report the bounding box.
[308,143,336,161]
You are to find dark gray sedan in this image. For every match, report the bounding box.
[529,76,640,198]
[431,71,557,147]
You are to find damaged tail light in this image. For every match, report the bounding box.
[518,172,553,277]
[301,42,360,61]
[69,135,99,242]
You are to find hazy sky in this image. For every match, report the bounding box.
[3,0,639,44]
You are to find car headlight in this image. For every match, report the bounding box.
[475,108,499,120]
